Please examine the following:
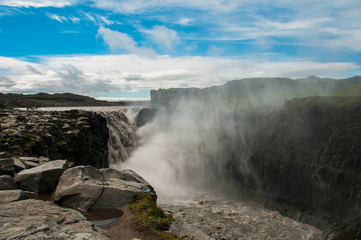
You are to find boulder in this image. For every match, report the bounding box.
[55,166,156,210]
[0,199,108,239]
[0,175,16,190]
[0,190,28,203]
[14,160,74,193]
[55,165,104,210]
[93,168,156,209]
[0,158,14,176]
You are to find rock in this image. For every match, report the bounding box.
[39,156,49,165]
[55,165,104,210]
[0,151,11,158]
[171,223,215,240]
[93,168,156,209]
[0,199,108,239]
[14,160,74,193]
[55,166,156,210]
[13,158,25,172]
[19,156,39,162]
[0,158,14,176]
[0,190,28,203]
[0,110,110,168]
[23,160,40,168]
[0,175,16,190]
[135,108,158,127]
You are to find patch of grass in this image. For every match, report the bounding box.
[129,194,180,240]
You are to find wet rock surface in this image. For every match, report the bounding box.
[160,193,322,240]
[0,109,109,168]
[55,166,156,210]
[0,199,108,239]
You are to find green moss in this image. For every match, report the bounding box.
[10,137,19,143]
[129,194,179,239]
[3,130,16,136]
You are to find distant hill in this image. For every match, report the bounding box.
[150,76,361,107]
[0,92,148,108]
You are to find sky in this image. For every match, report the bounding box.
[0,0,361,101]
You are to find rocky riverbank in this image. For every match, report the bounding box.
[0,151,159,239]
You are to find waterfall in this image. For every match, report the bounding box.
[98,107,139,166]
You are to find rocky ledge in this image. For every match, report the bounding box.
[0,109,109,168]
[0,151,157,239]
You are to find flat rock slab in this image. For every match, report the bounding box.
[0,199,108,239]
[19,157,39,162]
[15,160,74,193]
[0,190,28,203]
[55,166,156,210]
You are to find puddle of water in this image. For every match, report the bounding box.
[78,208,124,227]
[25,192,54,202]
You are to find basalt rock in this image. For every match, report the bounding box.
[55,166,156,210]
[198,96,361,238]
[0,199,108,239]
[0,109,109,168]
[135,108,158,127]
[14,160,74,193]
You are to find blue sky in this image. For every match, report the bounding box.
[1,0,361,100]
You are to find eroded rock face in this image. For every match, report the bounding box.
[0,110,109,168]
[135,108,158,127]
[55,166,156,210]
[0,199,108,239]
[14,160,74,193]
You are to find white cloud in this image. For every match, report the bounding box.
[0,0,74,8]
[100,16,113,25]
[142,26,180,52]
[91,0,248,13]
[177,17,193,25]
[69,16,80,24]
[0,55,359,94]
[97,27,155,57]
[46,13,68,23]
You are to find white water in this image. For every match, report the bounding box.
[30,105,324,239]
[111,100,325,239]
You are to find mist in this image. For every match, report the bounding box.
[117,77,361,201]
[118,82,292,197]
